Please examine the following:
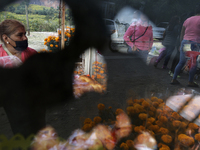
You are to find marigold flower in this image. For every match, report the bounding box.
[161,135,172,144]
[97,103,105,111]
[93,116,102,124]
[151,96,158,101]
[158,103,165,108]
[159,116,168,123]
[142,101,150,108]
[158,127,169,135]
[126,106,134,115]
[139,113,148,120]
[58,30,61,35]
[152,102,159,107]
[44,41,47,45]
[55,45,58,48]
[172,120,181,127]
[50,44,53,47]
[195,133,200,141]
[157,99,163,103]
[82,123,92,132]
[150,106,156,112]
[146,121,152,127]
[47,39,51,42]
[100,70,104,74]
[120,142,129,150]
[44,38,47,41]
[158,143,169,148]
[188,123,199,130]
[66,33,71,38]
[127,98,134,106]
[84,118,92,124]
[126,140,134,148]
[147,117,155,123]
[65,38,67,41]
[159,144,170,150]
[178,134,194,146]
[55,37,59,42]
[139,98,145,103]
[171,112,180,120]
[134,126,145,133]
[115,108,124,115]
[156,109,162,114]
[134,104,144,112]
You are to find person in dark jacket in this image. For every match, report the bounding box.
[154,16,181,69]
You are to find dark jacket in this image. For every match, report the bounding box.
[162,24,181,46]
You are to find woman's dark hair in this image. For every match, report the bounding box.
[195,4,200,14]
[168,16,180,31]
[0,19,25,44]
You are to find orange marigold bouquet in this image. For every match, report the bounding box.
[44,26,75,52]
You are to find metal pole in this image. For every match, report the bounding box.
[61,0,65,50]
[25,4,30,36]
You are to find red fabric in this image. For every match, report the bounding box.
[185,51,200,68]
[0,44,37,63]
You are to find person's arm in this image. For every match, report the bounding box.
[123,26,135,48]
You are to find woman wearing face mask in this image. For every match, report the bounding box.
[0,19,37,67]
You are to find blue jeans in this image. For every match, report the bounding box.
[173,40,199,82]
[155,45,175,67]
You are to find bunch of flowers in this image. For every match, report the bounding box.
[44,35,60,52]
[81,96,200,150]
[44,26,75,52]
[91,61,107,90]
[74,66,84,75]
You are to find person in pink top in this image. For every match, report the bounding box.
[124,13,153,62]
[0,19,37,68]
[171,5,200,87]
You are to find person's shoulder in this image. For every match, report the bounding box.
[27,47,38,53]
[0,44,5,52]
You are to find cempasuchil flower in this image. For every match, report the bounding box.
[161,135,172,144]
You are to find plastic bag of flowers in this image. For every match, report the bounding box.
[73,74,105,98]
[134,131,157,150]
[31,112,132,150]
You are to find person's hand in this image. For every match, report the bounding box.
[132,46,138,51]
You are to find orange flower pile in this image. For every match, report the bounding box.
[92,61,107,90]
[44,26,75,52]
[81,95,200,150]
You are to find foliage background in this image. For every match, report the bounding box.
[0,2,73,32]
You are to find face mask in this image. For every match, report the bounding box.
[8,37,28,52]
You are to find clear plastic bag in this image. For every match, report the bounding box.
[0,55,22,68]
